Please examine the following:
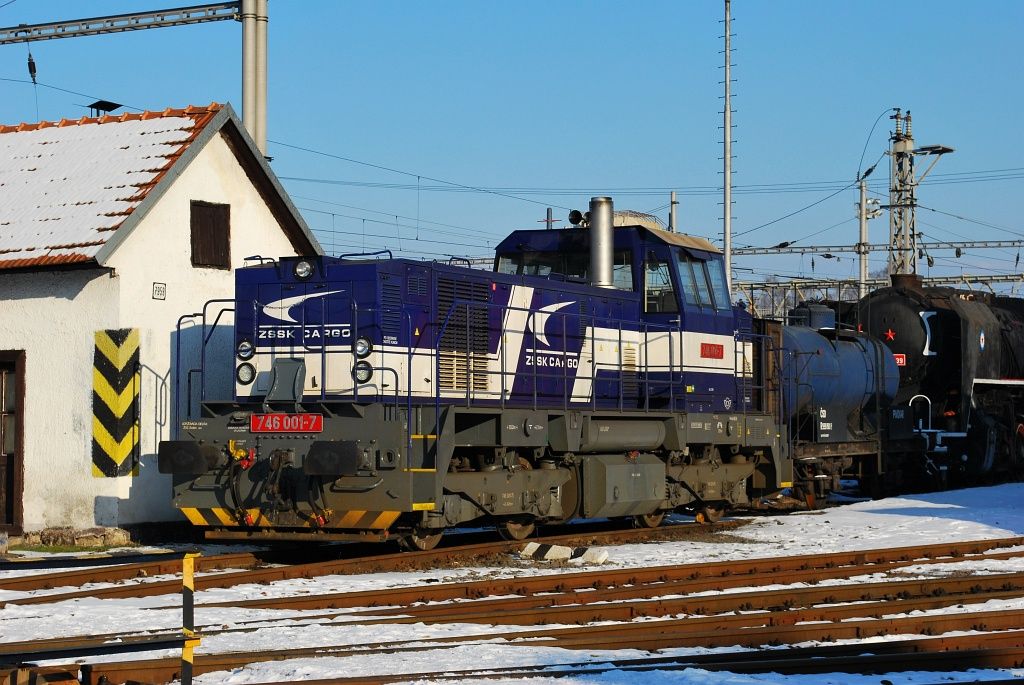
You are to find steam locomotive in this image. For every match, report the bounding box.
[858,275,1024,485]
[159,197,905,549]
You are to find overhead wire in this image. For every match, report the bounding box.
[269,139,574,211]
[917,204,1024,239]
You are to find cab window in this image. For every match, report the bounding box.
[675,252,700,306]
[497,250,634,291]
[692,261,713,307]
[645,257,678,313]
[705,258,731,311]
[612,250,634,290]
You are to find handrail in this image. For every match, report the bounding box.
[909,394,933,431]
[339,249,393,260]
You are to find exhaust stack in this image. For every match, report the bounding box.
[590,196,614,288]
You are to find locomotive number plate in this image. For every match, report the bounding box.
[250,413,324,433]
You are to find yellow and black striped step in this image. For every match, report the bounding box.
[180,507,401,530]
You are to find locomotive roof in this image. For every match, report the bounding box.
[648,226,721,254]
[496,223,721,255]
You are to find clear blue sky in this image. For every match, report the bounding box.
[2,1,1022,290]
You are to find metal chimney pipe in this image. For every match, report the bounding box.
[590,196,614,288]
[241,0,257,143]
[254,0,268,155]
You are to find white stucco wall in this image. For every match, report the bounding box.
[0,269,121,529]
[0,130,303,531]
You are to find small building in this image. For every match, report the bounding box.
[0,103,320,535]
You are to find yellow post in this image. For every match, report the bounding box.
[181,552,201,685]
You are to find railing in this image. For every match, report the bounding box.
[184,290,781,463]
[174,299,234,429]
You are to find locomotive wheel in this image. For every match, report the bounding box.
[497,455,537,540]
[548,464,581,525]
[498,517,536,541]
[695,505,724,524]
[399,528,444,551]
[632,512,665,529]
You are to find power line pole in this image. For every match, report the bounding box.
[857,175,882,297]
[887,109,953,275]
[0,2,269,155]
[668,191,678,232]
[722,0,733,290]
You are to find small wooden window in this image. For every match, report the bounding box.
[190,201,230,269]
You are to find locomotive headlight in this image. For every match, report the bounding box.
[354,336,372,358]
[352,360,373,383]
[293,260,314,280]
[236,362,256,385]
[236,340,255,360]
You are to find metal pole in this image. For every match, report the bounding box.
[888,109,917,275]
[723,0,733,290]
[241,0,256,144]
[546,207,553,230]
[254,0,268,155]
[858,179,868,298]
[668,191,678,232]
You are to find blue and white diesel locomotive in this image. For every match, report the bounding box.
[160,197,899,549]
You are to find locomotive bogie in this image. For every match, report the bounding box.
[160,398,778,540]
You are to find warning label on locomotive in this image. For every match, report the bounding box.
[250,413,324,433]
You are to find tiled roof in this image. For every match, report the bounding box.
[0,104,222,270]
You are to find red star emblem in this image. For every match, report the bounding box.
[884,328,896,341]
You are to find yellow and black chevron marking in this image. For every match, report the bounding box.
[180,507,401,530]
[92,328,141,478]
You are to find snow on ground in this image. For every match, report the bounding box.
[2,483,1024,684]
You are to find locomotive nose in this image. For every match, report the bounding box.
[863,294,929,384]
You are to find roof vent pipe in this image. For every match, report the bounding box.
[590,196,614,288]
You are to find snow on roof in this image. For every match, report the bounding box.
[0,104,222,270]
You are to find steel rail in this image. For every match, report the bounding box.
[199,540,1024,612]
[73,615,1024,684]
[353,570,1024,624]
[13,566,1024,664]
[242,642,1024,684]
[0,552,259,592]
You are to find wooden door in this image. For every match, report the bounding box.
[0,352,24,534]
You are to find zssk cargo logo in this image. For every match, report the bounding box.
[524,300,579,369]
[258,290,351,342]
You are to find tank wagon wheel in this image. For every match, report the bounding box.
[399,528,444,552]
[632,512,665,529]
[695,505,724,524]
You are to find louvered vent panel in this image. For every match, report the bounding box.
[380,279,403,337]
[437,278,490,392]
[621,344,639,395]
[578,301,590,337]
[408,275,429,297]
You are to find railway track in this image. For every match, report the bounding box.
[0,520,745,606]
[3,536,1024,684]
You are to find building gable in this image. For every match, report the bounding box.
[0,103,319,272]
